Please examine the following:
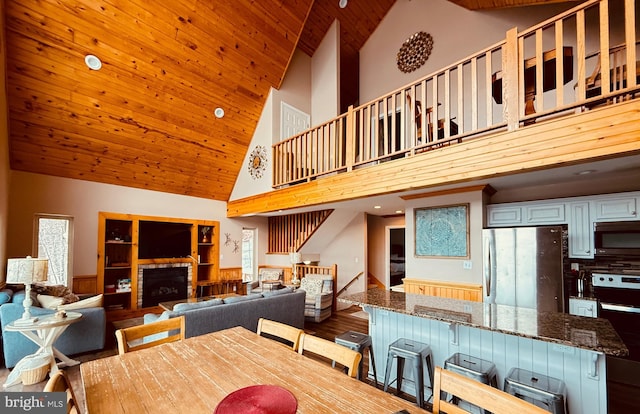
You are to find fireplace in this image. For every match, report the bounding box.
[141,267,188,308]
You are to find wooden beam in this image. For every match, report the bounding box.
[400,185,496,200]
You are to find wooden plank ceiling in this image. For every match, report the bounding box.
[5,0,576,201]
[5,0,313,200]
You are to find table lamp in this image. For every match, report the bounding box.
[290,252,302,285]
[6,256,49,325]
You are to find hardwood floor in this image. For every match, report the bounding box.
[1,305,637,413]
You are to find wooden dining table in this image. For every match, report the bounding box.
[81,326,430,413]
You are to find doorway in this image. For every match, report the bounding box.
[281,102,310,140]
[387,226,406,287]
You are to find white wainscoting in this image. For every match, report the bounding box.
[365,307,607,414]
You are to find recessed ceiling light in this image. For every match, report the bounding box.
[395,210,403,214]
[214,107,225,118]
[575,169,596,175]
[84,55,102,70]
[374,205,381,209]
[339,0,348,8]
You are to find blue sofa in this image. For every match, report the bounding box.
[144,288,306,338]
[0,290,106,368]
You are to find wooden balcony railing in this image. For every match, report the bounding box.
[273,0,638,189]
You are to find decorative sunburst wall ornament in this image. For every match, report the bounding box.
[396,31,434,73]
[248,145,267,179]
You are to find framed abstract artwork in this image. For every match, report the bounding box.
[415,204,469,257]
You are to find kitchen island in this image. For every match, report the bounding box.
[339,289,628,414]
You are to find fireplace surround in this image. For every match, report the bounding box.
[138,263,192,308]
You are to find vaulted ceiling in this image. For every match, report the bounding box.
[4,0,577,202]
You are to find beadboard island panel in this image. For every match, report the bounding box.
[340,289,627,414]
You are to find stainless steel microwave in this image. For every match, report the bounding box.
[594,221,640,257]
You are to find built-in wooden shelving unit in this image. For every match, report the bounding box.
[97,212,219,319]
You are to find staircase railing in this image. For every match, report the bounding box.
[267,209,333,253]
[336,271,364,297]
[272,0,638,188]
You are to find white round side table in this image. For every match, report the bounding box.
[3,311,83,388]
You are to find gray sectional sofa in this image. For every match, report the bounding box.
[143,287,306,338]
[0,290,106,368]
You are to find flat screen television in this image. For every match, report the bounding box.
[138,221,192,259]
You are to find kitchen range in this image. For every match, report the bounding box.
[591,271,640,361]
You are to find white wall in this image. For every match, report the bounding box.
[405,190,485,285]
[229,49,312,203]
[229,91,275,201]
[272,49,312,141]
[359,0,574,103]
[295,209,366,294]
[319,212,367,296]
[7,172,267,277]
[311,19,340,125]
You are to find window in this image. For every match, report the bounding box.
[34,214,74,287]
[242,228,257,282]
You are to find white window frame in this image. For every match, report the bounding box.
[33,214,74,287]
[242,228,257,282]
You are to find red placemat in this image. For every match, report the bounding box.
[214,385,297,414]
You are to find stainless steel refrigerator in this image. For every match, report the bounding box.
[482,225,566,312]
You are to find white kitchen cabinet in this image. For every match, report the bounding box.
[569,297,599,318]
[487,203,567,227]
[593,196,638,221]
[525,203,565,224]
[487,191,640,258]
[568,201,593,258]
[486,205,523,226]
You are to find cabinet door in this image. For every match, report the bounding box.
[568,202,593,258]
[486,205,523,227]
[593,197,638,220]
[525,203,565,224]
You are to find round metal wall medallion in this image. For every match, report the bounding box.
[248,145,267,179]
[396,31,433,73]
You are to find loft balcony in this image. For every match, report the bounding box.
[227,0,640,218]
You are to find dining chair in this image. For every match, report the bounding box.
[256,317,304,351]
[44,370,79,414]
[115,315,185,355]
[298,333,362,378]
[432,366,549,414]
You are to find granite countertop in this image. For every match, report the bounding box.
[339,288,628,357]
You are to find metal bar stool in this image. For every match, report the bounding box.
[335,331,378,387]
[444,353,498,413]
[383,338,434,409]
[504,368,568,414]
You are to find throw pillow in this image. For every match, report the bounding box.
[33,284,79,304]
[58,294,103,310]
[37,294,64,309]
[260,269,282,281]
[0,288,13,306]
[300,278,323,296]
[174,298,223,312]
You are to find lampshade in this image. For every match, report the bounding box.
[6,257,49,285]
[289,252,301,265]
